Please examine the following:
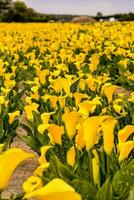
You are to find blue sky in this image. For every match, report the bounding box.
[23,0,134,15]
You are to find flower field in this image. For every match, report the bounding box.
[0,22,134,200]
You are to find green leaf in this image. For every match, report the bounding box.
[112,160,134,199]
[71,179,97,200]
[94,178,113,200]
[32,111,42,127]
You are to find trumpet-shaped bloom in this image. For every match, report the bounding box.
[0,148,34,190]
[23,176,43,193]
[8,110,20,124]
[103,85,120,104]
[101,118,117,155]
[34,163,50,176]
[62,111,80,139]
[92,149,100,186]
[38,146,52,164]
[83,116,114,151]
[66,146,76,167]
[118,125,134,143]
[24,103,39,120]
[118,141,134,162]
[48,124,64,145]
[24,178,81,200]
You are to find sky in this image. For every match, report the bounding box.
[23,0,134,16]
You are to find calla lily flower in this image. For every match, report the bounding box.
[0,148,34,190]
[92,149,100,186]
[66,146,76,167]
[103,85,120,104]
[118,125,134,143]
[23,176,43,194]
[8,110,20,124]
[118,141,134,162]
[24,178,81,200]
[38,146,52,164]
[48,124,64,145]
[62,111,80,139]
[101,118,117,155]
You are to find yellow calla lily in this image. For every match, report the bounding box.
[48,124,64,145]
[66,146,76,167]
[92,149,100,186]
[83,116,114,151]
[74,92,88,106]
[103,85,120,104]
[8,110,20,124]
[118,125,134,143]
[0,143,5,154]
[24,178,81,200]
[24,103,39,120]
[38,124,50,134]
[34,163,50,176]
[101,118,117,155]
[38,146,52,164]
[62,111,80,139]
[118,141,134,162]
[23,176,43,193]
[0,148,34,190]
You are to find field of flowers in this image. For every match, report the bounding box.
[0,22,134,200]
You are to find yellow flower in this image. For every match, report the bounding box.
[118,125,134,143]
[83,116,114,151]
[66,146,76,167]
[41,112,54,124]
[103,85,120,104]
[24,103,39,120]
[0,148,34,190]
[59,78,71,95]
[24,178,81,200]
[48,124,64,145]
[89,54,100,72]
[74,92,88,106]
[118,141,134,162]
[38,146,52,164]
[86,76,97,92]
[23,176,43,193]
[8,110,20,124]
[0,143,5,154]
[62,111,80,139]
[0,96,4,104]
[38,69,49,85]
[92,149,100,186]
[101,118,117,155]
[38,124,50,134]
[34,163,50,176]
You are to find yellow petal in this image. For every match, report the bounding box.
[24,178,81,200]
[38,124,50,134]
[118,141,134,162]
[41,112,54,124]
[92,149,100,186]
[0,143,5,154]
[48,124,64,145]
[101,118,117,155]
[23,176,43,193]
[62,111,80,139]
[0,148,34,190]
[34,163,50,176]
[66,146,76,167]
[118,125,134,143]
[38,146,52,164]
[103,85,120,104]
[8,110,20,124]
[83,116,112,150]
